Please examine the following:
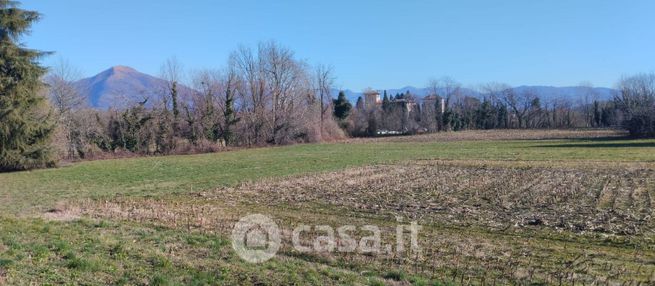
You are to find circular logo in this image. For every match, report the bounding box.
[231,214,281,263]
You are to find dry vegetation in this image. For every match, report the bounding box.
[55,159,655,284]
[345,129,627,144]
[209,160,655,235]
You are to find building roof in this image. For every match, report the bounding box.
[423,95,439,101]
[393,98,417,104]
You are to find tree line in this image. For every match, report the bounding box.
[47,44,346,161]
[343,79,630,137]
[1,0,654,171]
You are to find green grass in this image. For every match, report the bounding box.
[0,217,370,285]
[2,137,654,215]
[0,133,654,284]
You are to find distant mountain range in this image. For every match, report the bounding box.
[332,86,615,105]
[75,66,617,109]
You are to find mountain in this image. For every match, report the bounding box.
[512,86,615,103]
[75,66,192,109]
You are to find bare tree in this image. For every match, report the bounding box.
[46,59,88,159]
[480,83,513,128]
[48,59,86,114]
[314,64,335,138]
[220,64,241,145]
[260,41,310,143]
[435,76,462,107]
[188,69,221,143]
[228,42,317,145]
[160,57,184,135]
[579,81,599,127]
[500,88,539,129]
[480,82,511,102]
[231,45,267,145]
[615,73,655,136]
[196,62,243,146]
[427,78,439,99]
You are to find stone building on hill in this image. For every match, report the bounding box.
[363,89,381,110]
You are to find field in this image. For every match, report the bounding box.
[0,129,654,285]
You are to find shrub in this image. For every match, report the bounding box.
[615,73,655,137]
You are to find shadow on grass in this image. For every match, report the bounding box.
[534,137,655,148]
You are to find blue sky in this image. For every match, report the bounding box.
[21,0,655,90]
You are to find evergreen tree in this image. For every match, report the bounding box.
[333,91,352,121]
[600,104,616,127]
[108,100,152,152]
[442,108,454,131]
[497,104,508,129]
[155,109,175,154]
[170,81,180,134]
[592,101,602,127]
[367,111,378,136]
[476,98,496,129]
[222,84,239,145]
[201,88,218,142]
[382,93,391,112]
[0,0,56,171]
[355,96,364,111]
